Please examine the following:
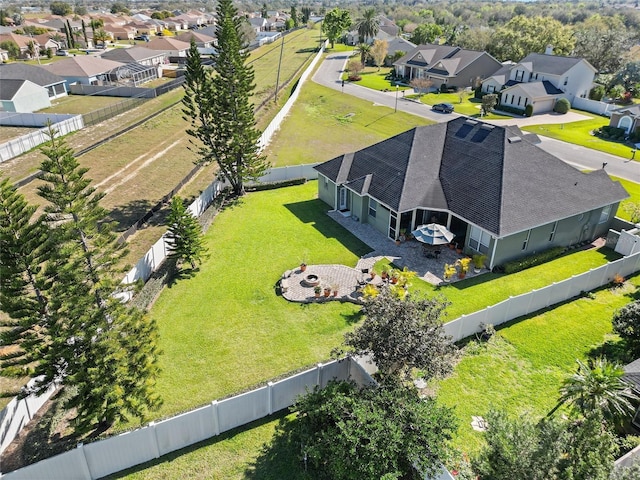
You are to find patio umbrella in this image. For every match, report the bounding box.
[411,223,455,246]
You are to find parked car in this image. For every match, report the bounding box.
[56,49,70,56]
[432,103,454,113]
[134,35,149,41]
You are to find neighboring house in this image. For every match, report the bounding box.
[0,79,51,112]
[144,37,190,57]
[126,21,158,36]
[394,44,502,91]
[248,16,268,32]
[481,49,596,114]
[314,117,628,269]
[385,37,416,63]
[345,15,400,45]
[175,31,215,48]
[0,63,67,98]
[40,18,82,33]
[609,104,640,136]
[101,46,167,67]
[104,24,136,40]
[43,56,124,86]
[623,358,640,430]
[33,33,63,53]
[0,32,40,59]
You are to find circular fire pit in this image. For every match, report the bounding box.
[302,274,321,287]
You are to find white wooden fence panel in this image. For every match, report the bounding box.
[217,386,270,433]
[320,359,350,387]
[154,405,215,456]
[83,428,157,480]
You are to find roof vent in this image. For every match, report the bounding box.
[507,136,522,143]
[464,119,478,126]
[480,124,495,131]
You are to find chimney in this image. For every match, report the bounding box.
[545,45,553,55]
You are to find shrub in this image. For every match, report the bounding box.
[474,86,484,99]
[589,85,605,101]
[440,83,448,93]
[524,104,533,117]
[499,247,567,274]
[553,98,571,114]
[612,300,640,352]
[497,105,525,116]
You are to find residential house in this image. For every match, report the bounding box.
[248,16,268,32]
[0,63,67,99]
[126,21,158,36]
[345,15,400,45]
[33,32,64,53]
[385,37,416,65]
[0,79,51,112]
[481,49,596,114]
[609,104,640,137]
[314,117,628,269]
[394,44,502,91]
[104,23,136,41]
[100,46,167,67]
[0,32,40,59]
[175,31,215,48]
[144,37,190,57]
[43,56,124,86]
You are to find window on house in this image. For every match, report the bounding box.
[369,199,377,218]
[469,225,490,253]
[324,176,328,188]
[563,77,568,86]
[522,230,531,250]
[524,98,528,107]
[549,221,557,242]
[598,205,612,224]
[517,96,522,106]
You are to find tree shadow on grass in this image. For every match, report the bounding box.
[107,199,158,232]
[166,265,199,288]
[283,199,372,258]
[365,112,394,128]
[587,339,636,366]
[244,412,312,480]
[104,411,293,479]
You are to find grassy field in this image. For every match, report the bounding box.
[523,111,638,161]
[614,176,640,222]
[0,126,39,143]
[436,273,640,454]
[263,81,434,166]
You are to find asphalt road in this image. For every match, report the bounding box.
[313,52,639,183]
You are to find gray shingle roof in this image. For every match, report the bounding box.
[0,79,28,100]
[100,46,165,63]
[613,104,640,117]
[518,53,586,75]
[315,117,628,237]
[623,358,640,392]
[504,80,564,96]
[0,63,65,88]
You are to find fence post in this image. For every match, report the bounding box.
[317,362,323,387]
[211,400,220,436]
[146,422,162,459]
[267,381,274,415]
[76,443,93,480]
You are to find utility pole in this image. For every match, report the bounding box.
[274,34,285,103]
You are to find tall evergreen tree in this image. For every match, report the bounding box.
[0,177,55,389]
[182,0,269,196]
[0,128,162,433]
[166,196,208,269]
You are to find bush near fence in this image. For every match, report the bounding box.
[0,358,375,480]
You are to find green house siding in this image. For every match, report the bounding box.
[368,199,391,237]
[318,174,336,209]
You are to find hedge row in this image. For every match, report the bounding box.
[245,177,307,191]
[495,246,567,274]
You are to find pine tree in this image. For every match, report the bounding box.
[166,196,208,269]
[182,0,269,196]
[0,177,56,391]
[28,127,162,433]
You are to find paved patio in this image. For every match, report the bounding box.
[280,210,488,303]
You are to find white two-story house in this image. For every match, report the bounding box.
[481,47,596,115]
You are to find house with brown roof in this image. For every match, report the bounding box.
[145,37,190,57]
[0,32,40,59]
[100,46,166,67]
[314,117,628,269]
[394,44,502,91]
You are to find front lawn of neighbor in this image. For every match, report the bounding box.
[436,273,640,454]
[263,81,434,166]
[522,111,638,161]
[142,181,371,422]
[614,176,640,222]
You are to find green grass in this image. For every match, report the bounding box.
[343,66,411,91]
[613,176,640,222]
[39,94,134,114]
[436,274,640,454]
[263,82,434,166]
[522,111,638,161]
[374,246,620,320]
[142,181,371,422]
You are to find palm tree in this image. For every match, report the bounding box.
[356,42,371,66]
[355,8,379,44]
[548,358,639,426]
[93,28,110,48]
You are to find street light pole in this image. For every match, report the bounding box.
[394,85,399,112]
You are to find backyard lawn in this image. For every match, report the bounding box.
[615,176,640,222]
[436,273,640,454]
[141,181,371,422]
[39,94,136,114]
[523,111,638,161]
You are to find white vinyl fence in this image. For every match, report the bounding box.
[0,114,84,162]
[0,378,58,454]
[615,229,640,256]
[572,97,614,117]
[257,40,327,151]
[444,251,640,342]
[0,358,375,480]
